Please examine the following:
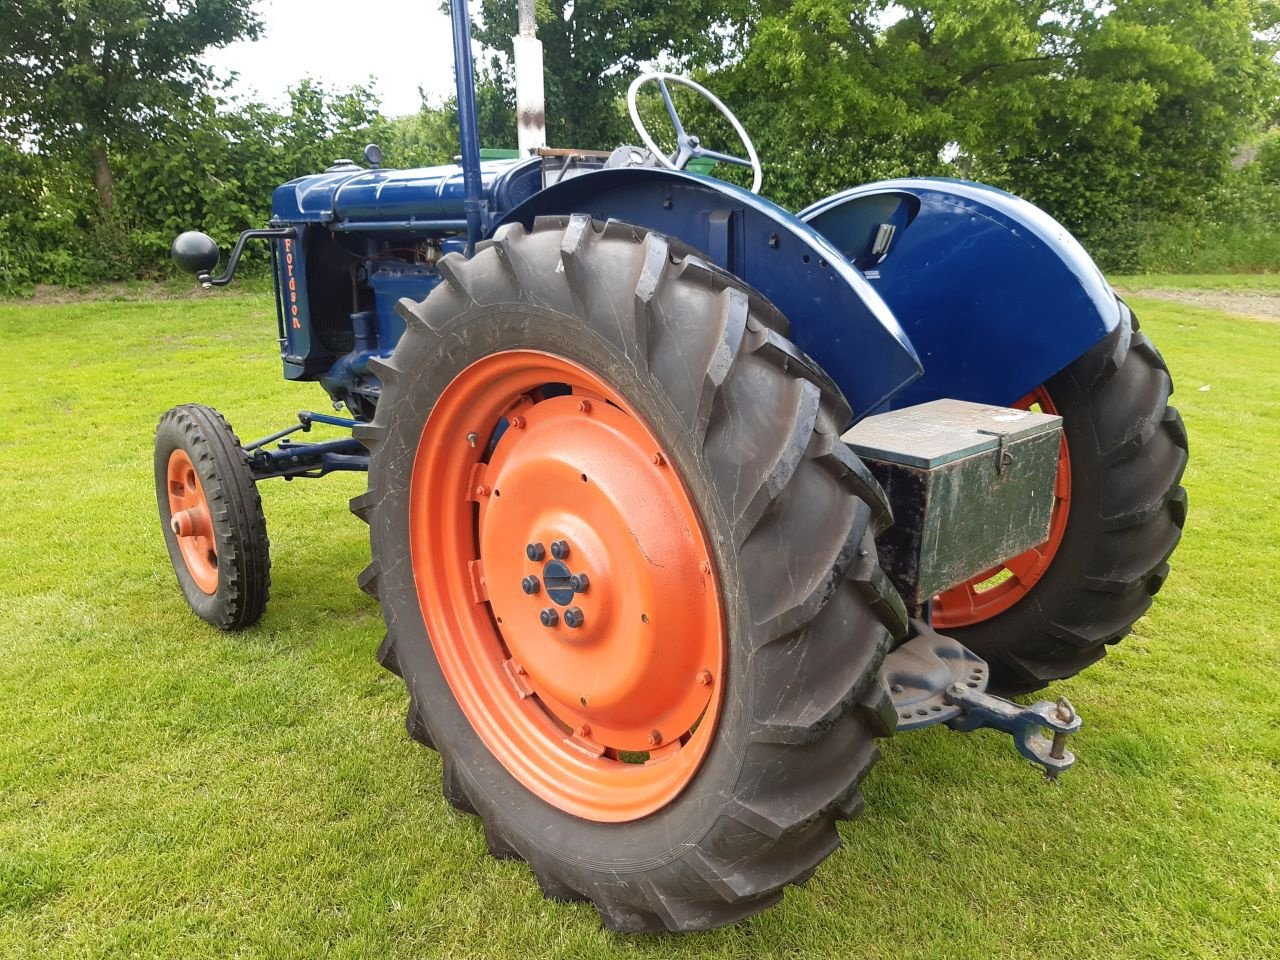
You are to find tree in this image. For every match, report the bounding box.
[469,0,749,148]
[708,0,1280,250]
[0,0,261,212]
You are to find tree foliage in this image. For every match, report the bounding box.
[0,0,261,209]
[470,0,749,148]
[2,0,1279,291]
[710,0,1279,266]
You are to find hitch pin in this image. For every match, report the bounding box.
[1049,697,1075,761]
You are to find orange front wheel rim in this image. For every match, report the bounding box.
[166,448,219,595]
[410,351,726,822]
[933,386,1072,628]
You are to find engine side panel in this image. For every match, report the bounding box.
[800,178,1121,409]
[498,167,922,421]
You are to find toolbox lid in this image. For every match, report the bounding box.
[842,398,1062,469]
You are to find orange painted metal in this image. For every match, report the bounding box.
[166,448,219,595]
[933,386,1072,628]
[409,351,726,822]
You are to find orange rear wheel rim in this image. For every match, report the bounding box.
[933,386,1072,628]
[410,351,726,822]
[166,448,219,595]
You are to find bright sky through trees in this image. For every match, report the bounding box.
[206,0,460,117]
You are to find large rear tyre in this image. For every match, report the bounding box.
[933,304,1188,694]
[154,404,271,630]
[352,216,908,931]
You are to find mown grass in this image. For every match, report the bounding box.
[1113,273,1280,293]
[1,286,1277,959]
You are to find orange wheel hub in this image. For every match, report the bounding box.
[410,351,725,822]
[166,448,218,595]
[933,386,1072,628]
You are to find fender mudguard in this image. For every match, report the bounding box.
[497,168,922,421]
[799,178,1122,409]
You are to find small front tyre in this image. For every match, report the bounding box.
[155,403,271,630]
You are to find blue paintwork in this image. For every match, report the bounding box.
[498,167,922,419]
[271,158,541,228]
[799,178,1120,409]
[272,227,319,380]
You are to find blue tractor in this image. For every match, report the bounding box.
[159,0,1187,932]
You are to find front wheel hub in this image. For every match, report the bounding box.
[165,448,218,594]
[411,351,725,822]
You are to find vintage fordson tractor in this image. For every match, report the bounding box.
[159,0,1187,932]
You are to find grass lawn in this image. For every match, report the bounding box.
[1,283,1277,959]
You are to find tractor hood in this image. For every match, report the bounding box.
[271,157,543,229]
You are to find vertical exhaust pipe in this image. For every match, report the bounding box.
[449,0,485,252]
[513,0,546,154]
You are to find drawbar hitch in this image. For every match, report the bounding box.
[882,620,1082,780]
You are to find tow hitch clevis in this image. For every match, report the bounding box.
[882,620,1083,779]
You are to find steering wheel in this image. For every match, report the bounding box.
[626,72,763,194]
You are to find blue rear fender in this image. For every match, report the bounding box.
[800,178,1122,409]
[496,167,923,422]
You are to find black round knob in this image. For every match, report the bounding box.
[539,608,559,627]
[550,540,570,560]
[564,607,584,629]
[569,573,590,593]
[170,231,220,276]
[521,576,540,595]
[526,542,546,561]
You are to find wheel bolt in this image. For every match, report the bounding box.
[569,573,590,593]
[526,542,546,561]
[652,452,665,466]
[564,607,584,629]
[578,399,592,413]
[539,608,559,627]
[696,669,713,687]
[521,575,540,595]
[475,484,490,497]
[699,560,711,574]
[577,723,592,738]
[647,730,663,747]
[509,415,526,429]
[550,539,570,560]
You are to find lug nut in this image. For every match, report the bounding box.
[550,539,570,560]
[577,723,592,738]
[577,399,592,413]
[521,575,540,595]
[564,607,584,629]
[647,730,663,747]
[696,669,713,687]
[569,573,590,593]
[652,452,665,466]
[526,542,546,561]
[508,415,526,429]
[539,608,559,627]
